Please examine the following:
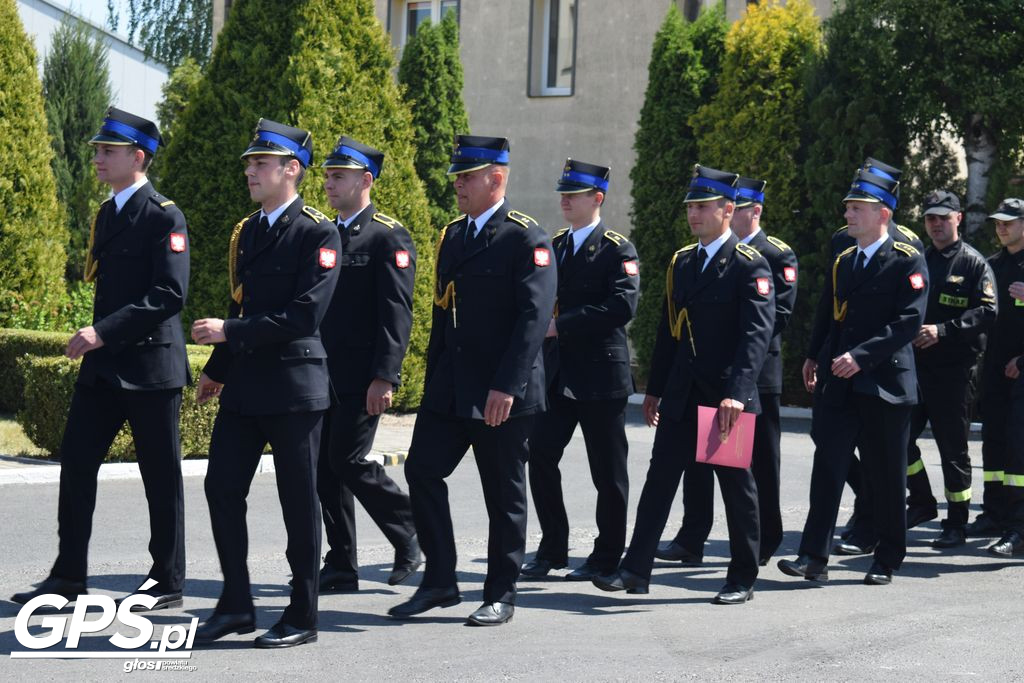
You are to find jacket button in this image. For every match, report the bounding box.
[456,346,462,352]
[304,348,310,356]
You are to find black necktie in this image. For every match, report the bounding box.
[562,231,575,264]
[694,247,708,280]
[259,215,272,232]
[464,220,477,245]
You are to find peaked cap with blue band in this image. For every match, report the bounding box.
[447,135,510,175]
[683,164,739,203]
[735,176,767,208]
[556,158,610,194]
[844,160,900,211]
[323,135,384,178]
[88,107,162,155]
[241,118,314,168]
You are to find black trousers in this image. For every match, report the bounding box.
[980,374,1014,525]
[205,409,323,629]
[621,398,760,587]
[906,362,975,528]
[405,408,534,605]
[673,393,782,562]
[317,393,416,578]
[527,393,629,570]
[1002,378,1024,534]
[800,392,910,570]
[51,382,185,592]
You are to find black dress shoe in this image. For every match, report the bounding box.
[388,536,422,586]
[833,537,878,555]
[194,612,256,644]
[906,504,938,529]
[388,586,462,619]
[758,557,770,567]
[11,577,87,605]
[777,556,828,582]
[564,562,604,581]
[863,561,892,585]
[254,621,317,648]
[839,513,858,540]
[988,531,1024,557]
[591,568,649,594]
[966,515,1002,538]
[931,526,966,549]
[520,558,567,578]
[654,541,703,566]
[119,585,183,612]
[319,565,359,593]
[712,583,754,605]
[466,602,514,626]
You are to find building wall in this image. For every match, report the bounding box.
[17,0,168,123]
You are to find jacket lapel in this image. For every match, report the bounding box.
[94,181,152,251]
[242,197,304,267]
[456,204,504,268]
[690,233,737,298]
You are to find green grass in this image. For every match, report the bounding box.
[0,412,46,457]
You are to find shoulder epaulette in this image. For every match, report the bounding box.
[554,227,570,239]
[150,195,175,209]
[735,243,760,261]
[603,229,628,246]
[766,235,791,252]
[445,214,466,230]
[302,206,327,223]
[373,212,402,229]
[832,225,850,236]
[892,241,920,257]
[896,224,920,242]
[507,210,538,229]
[836,245,857,262]
[678,243,699,253]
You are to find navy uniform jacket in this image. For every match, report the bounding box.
[915,239,996,368]
[646,233,775,421]
[808,222,924,361]
[204,198,341,415]
[423,203,557,419]
[814,237,928,407]
[545,221,639,401]
[80,181,190,390]
[319,203,415,395]
[984,248,1024,383]
[745,230,798,394]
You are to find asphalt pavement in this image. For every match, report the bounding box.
[1,412,1022,681]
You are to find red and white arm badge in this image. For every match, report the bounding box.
[395,250,410,269]
[909,273,925,290]
[319,248,337,269]
[534,247,550,267]
[783,266,797,282]
[623,260,639,276]
[756,277,771,296]
[169,233,186,253]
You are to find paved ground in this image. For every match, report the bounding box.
[1,412,1022,681]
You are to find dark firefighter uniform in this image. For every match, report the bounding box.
[524,159,639,580]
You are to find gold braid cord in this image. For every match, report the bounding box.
[665,250,696,355]
[433,225,455,310]
[832,246,856,321]
[83,204,105,283]
[228,216,249,304]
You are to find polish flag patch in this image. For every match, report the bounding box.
[169,233,186,253]
[534,247,551,267]
[623,260,639,276]
[319,248,337,269]
[395,250,410,269]
[783,266,797,282]
[909,273,925,290]
[756,277,771,296]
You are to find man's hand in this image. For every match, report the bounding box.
[1006,356,1021,380]
[196,372,223,405]
[801,359,818,393]
[545,319,558,338]
[830,352,861,379]
[66,326,104,360]
[717,398,744,440]
[913,324,940,349]
[191,318,226,345]
[366,379,394,416]
[642,394,660,428]
[1009,281,1024,302]
[484,390,515,427]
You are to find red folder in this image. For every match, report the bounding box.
[695,405,755,469]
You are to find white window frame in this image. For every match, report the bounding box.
[529,0,577,97]
[396,0,460,47]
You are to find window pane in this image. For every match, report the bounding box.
[406,1,431,39]
[546,0,575,90]
[441,0,458,20]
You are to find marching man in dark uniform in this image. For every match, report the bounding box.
[657,175,797,568]
[593,165,774,605]
[521,159,639,581]
[972,198,1024,548]
[904,190,996,549]
[779,166,927,586]
[191,119,340,648]
[316,135,420,591]
[388,136,556,626]
[12,108,190,610]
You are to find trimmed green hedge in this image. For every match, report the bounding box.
[17,349,217,460]
[0,328,68,411]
